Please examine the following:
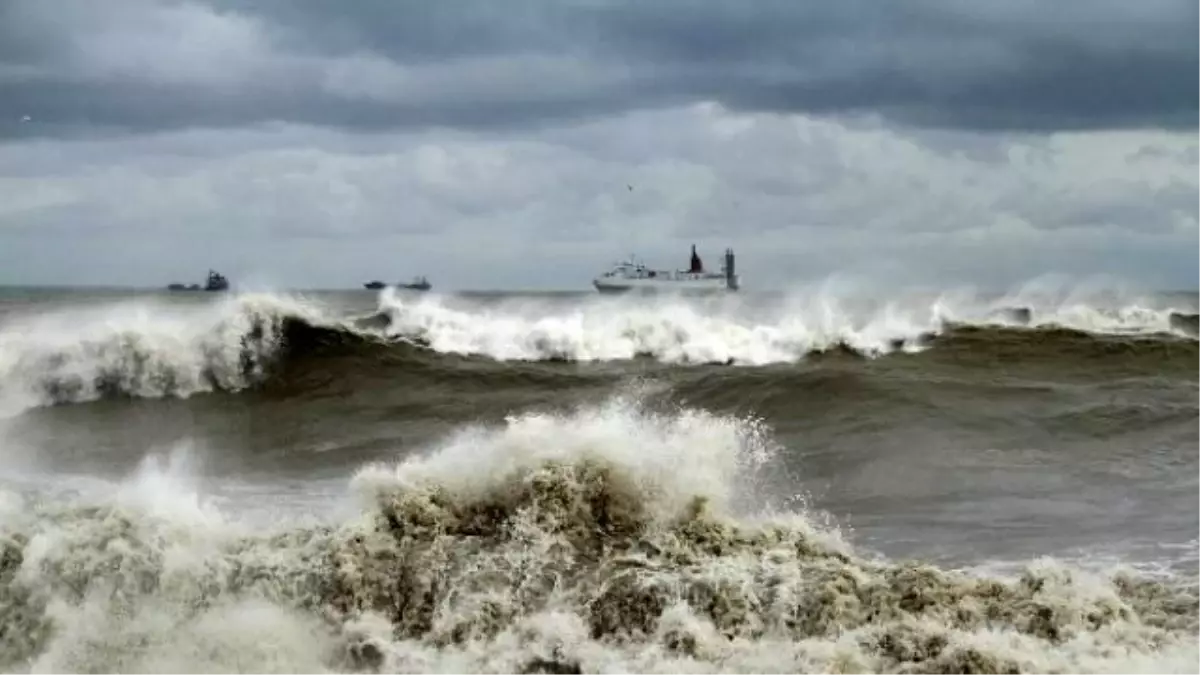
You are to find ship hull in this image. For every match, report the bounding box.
[593,279,736,294]
[364,281,431,291]
[167,284,227,292]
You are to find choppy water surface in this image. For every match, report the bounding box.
[0,280,1196,673]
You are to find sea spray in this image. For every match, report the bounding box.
[375,284,1196,364]
[1,397,1195,673]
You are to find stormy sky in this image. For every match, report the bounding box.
[0,0,1196,290]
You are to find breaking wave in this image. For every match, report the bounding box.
[0,286,1194,416]
[0,293,373,416]
[1,396,1196,673]
[374,286,1196,364]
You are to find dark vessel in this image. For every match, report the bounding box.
[167,269,230,292]
[398,275,431,291]
[364,276,431,291]
[204,270,230,291]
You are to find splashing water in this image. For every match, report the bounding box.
[1,396,1195,673]
[0,282,1193,417]
[375,282,1193,364]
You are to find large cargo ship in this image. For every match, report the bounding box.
[593,245,739,294]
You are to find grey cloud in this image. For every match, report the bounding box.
[1128,144,1200,166]
[0,0,1194,137]
[0,78,645,138]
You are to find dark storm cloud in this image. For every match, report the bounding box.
[0,0,1195,137]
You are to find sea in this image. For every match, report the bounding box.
[0,278,1196,673]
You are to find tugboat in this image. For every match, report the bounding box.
[593,245,739,294]
[167,269,230,292]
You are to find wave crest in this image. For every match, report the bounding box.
[375,287,1196,365]
[0,286,1194,416]
[0,293,367,415]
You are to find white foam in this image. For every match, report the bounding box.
[377,279,1193,364]
[376,285,933,363]
[0,292,339,417]
[352,390,782,524]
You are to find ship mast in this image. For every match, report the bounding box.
[689,244,703,273]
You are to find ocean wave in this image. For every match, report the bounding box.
[374,287,1196,365]
[0,396,1195,673]
[0,293,362,416]
[0,287,1193,416]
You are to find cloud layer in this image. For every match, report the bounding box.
[2,105,1194,289]
[3,0,1196,136]
[0,0,1195,289]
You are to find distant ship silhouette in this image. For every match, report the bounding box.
[167,269,229,292]
[363,276,431,291]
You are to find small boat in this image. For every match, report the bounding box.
[363,280,386,290]
[168,269,230,292]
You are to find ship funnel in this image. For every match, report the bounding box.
[724,248,738,291]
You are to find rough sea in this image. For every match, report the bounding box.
[0,279,1196,673]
